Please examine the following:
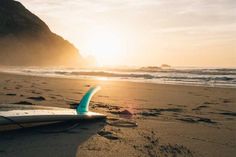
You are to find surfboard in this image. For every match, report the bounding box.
[0,86,106,125]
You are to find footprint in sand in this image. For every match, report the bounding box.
[192,105,209,111]
[223,99,232,103]
[177,116,217,124]
[97,130,120,140]
[219,112,236,117]
[93,103,121,110]
[106,118,138,128]
[138,130,193,156]
[13,101,34,105]
[139,108,182,117]
[219,98,232,104]
[42,89,52,92]
[27,96,46,101]
[203,101,214,105]
[15,85,22,89]
[159,144,193,157]
[5,93,17,96]
[31,90,41,94]
[50,96,56,99]
[3,87,9,90]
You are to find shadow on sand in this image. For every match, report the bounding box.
[0,119,106,157]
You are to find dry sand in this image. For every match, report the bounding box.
[0,72,235,157]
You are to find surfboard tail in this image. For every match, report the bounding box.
[76,86,101,114]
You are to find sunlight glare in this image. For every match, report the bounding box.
[85,29,125,66]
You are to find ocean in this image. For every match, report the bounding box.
[0,66,235,88]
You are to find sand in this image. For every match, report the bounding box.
[0,72,235,157]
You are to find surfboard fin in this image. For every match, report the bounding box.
[76,86,101,114]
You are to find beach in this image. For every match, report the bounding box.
[0,72,235,157]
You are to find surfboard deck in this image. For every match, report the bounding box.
[0,86,106,126]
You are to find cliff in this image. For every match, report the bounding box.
[0,0,84,67]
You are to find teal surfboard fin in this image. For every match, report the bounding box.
[77,86,101,114]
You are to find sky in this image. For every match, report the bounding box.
[19,0,236,67]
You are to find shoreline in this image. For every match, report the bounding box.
[0,71,235,90]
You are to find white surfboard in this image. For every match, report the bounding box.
[0,86,106,125]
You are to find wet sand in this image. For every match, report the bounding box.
[0,72,235,157]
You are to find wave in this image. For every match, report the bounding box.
[1,67,236,88]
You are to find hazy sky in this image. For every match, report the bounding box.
[19,0,236,67]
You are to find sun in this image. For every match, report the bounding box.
[85,29,125,66]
